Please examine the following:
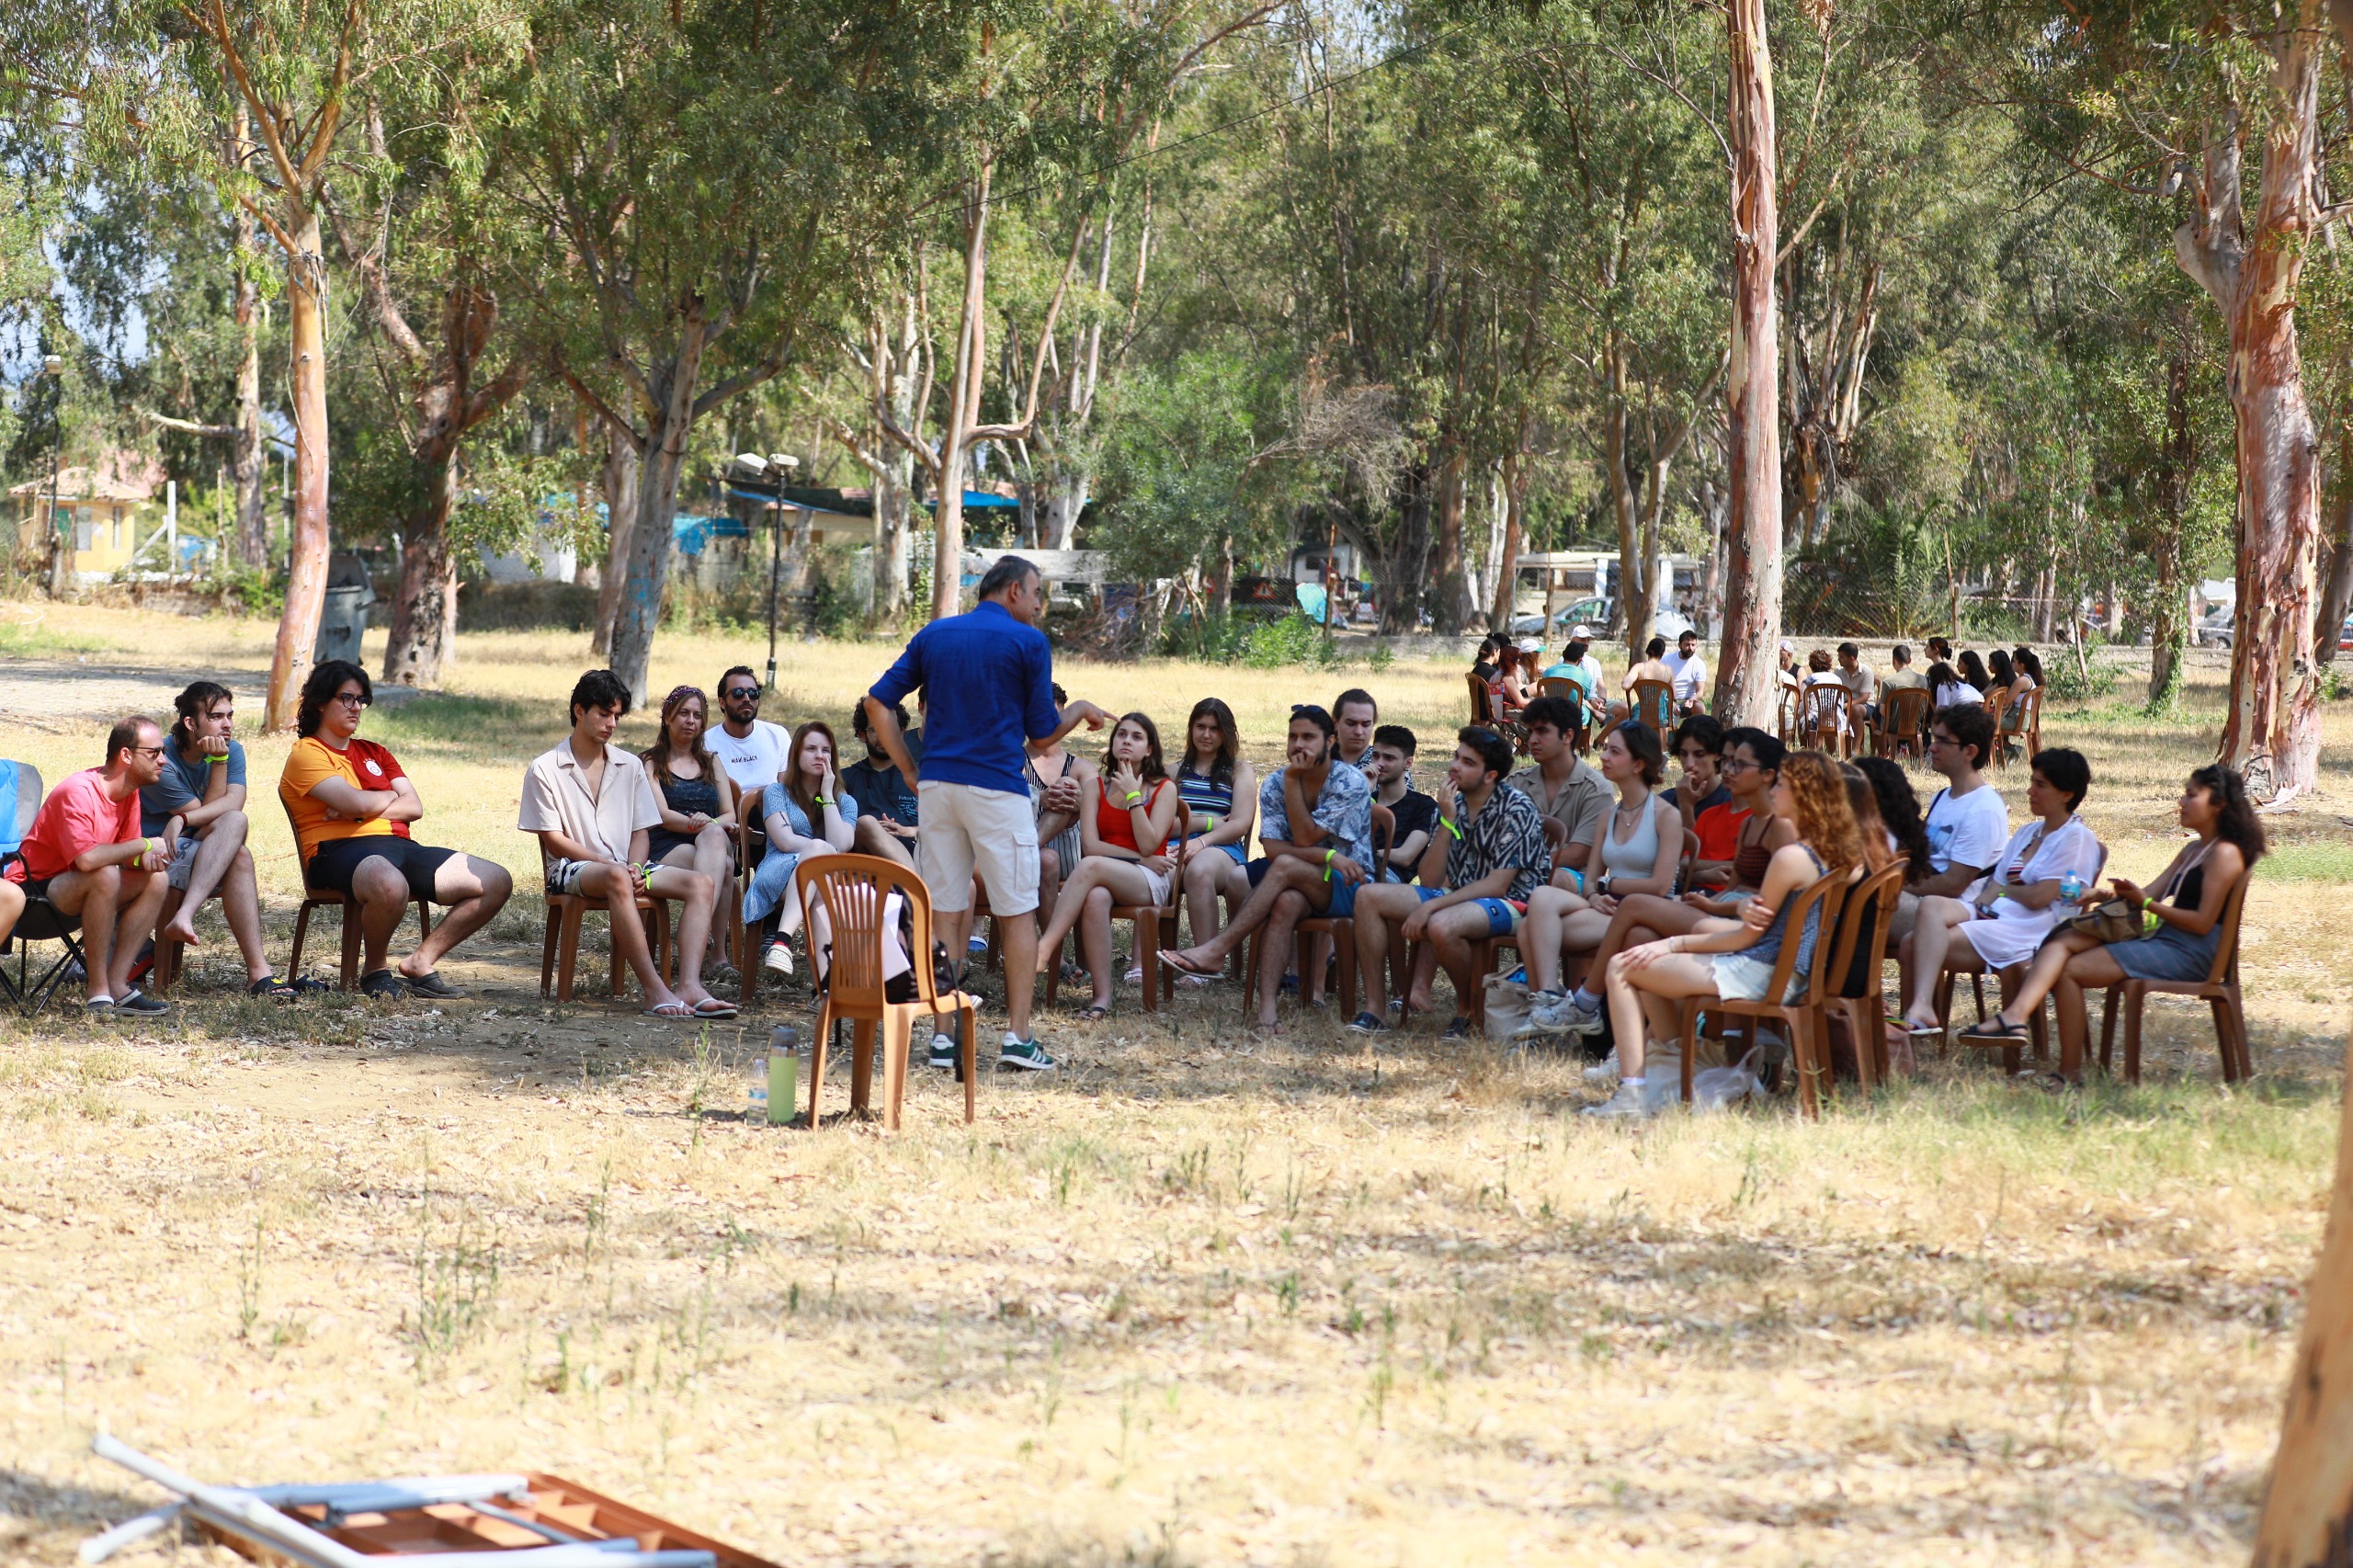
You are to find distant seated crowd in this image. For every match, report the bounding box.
[0,570,2259,1116]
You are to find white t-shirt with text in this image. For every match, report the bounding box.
[1923,782,2009,877]
[710,719,792,794]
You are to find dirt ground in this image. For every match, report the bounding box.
[0,606,2347,1566]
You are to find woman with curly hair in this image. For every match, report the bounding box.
[1586,750,1866,1119]
[1962,763,2264,1082]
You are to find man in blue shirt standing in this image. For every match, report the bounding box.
[866,555,1108,1072]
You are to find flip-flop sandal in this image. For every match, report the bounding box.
[1157,950,1215,979]
[1074,1004,1113,1023]
[1901,1021,1947,1043]
[1960,1018,2029,1044]
[400,969,464,999]
[642,1000,695,1018]
[2015,1070,2076,1094]
[690,997,739,1017]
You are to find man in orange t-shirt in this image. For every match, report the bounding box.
[276,660,512,998]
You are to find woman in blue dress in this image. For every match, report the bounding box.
[744,721,858,976]
[1962,763,2263,1082]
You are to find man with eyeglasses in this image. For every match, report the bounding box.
[1893,703,2009,966]
[5,714,171,1011]
[278,660,514,998]
[710,666,792,795]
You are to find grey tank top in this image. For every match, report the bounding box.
[1600,795,1663,882]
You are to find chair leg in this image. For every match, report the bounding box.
[540,903,562,999]
[1335,923,1358,1020]
[1843,998,1878,1092]
[2097,985,2119,1074]
[2121,983,2145,1084]
[960,998,978,1124]
[1160,915,1177,1007]
[338,900,361,991]
[2211,994,2243,1083]
[416,900,434,943]
[608,906,628,999]
[1790,1007,1823,1121]
[805,1006,833,1130]
[1679,998,1700,1105]
[849,1017,876,1115]
[557,903,585,1003]
[1466,938,1496,1029]
[290,903,314,980]
[1135,913,1160,1014]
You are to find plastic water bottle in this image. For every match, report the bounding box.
[2059,870,2085,904]
[760,1025,801,1127]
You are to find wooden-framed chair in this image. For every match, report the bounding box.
[1674,867,1850,1119]
[1044,834,1191,1012]
[1465,671,1493,725]
[540,887,672,1002]
[1629,678,1675,733]
[278,803,438,991]
[2092,869,2253,1084]
[1995,688,2043,768]
[1817,860,1907,1090]
[792,852,979,1131]
[1877,687,1932,764]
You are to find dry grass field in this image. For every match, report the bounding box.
[2,602,2350,1565]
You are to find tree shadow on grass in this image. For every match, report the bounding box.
[0,1466,167,1558]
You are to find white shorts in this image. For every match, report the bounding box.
[1135,864,1175,909]
[916,781,1040,916]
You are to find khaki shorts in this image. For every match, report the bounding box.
[916,781,1040,915]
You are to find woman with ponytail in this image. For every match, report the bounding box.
[1962,764,2263,1082]
[1586,751,1864,1119]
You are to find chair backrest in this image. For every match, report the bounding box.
[792,852,948,1008]
[1824,858,1907,999]
[0,760,41,859]
[1802,683,1843,735]
[1674,826,1700,896]
[1883,687,1931,741]
[2005,686,2042,738]
[1775,684,1798,742]
[1465,672,1490,723]
[1537,675,1583,708]
[1631,678,1673,732]
[1759,864,1849,1005]
[2207,868,2254,987]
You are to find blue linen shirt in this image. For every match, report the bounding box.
[1256,761,1375,871]
[870,600,1059,797]
[141,738,248,836]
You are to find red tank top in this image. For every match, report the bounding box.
[1099,778,1172,856]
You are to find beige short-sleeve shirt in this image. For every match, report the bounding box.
[518,740,663,869]
[1506,756,1611,859]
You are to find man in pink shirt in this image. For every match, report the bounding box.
[7,716,175,1012]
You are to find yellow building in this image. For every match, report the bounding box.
[9,461,161,580]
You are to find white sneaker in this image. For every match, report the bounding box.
[1582,1050,1620,1083]
[1509,992,1568,1040]
[1529,992,1603,1037]
[1582,1080,1664,1119]
[762,939,795,976]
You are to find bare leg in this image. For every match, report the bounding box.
[1077,886,1116,1009]
[218,847,272,983]
[1036,857,1117,967]
[348,859,411,974]
[1351,884,1421,1017]
[1169,857,1324,970]
[46,866,123,1001]
[163,810,249,945]
[109,869,169,997]
[397,855,513,976]
[1902,897,1975,1024]
[1037,846,1063,941]
[1990,927,2102,1028]
[1518,884,1589,994]
[0,881,22,949]
[1424,902,1501,1019]
[574,862,682,1007]
[1603,947,1722,1082]
[1182,848,1229,947]
[776,845,839,938]
[1255,886,1322,1028]
[854,816,915,869]
[995,899,1039,1041]
[646,864,719,1005]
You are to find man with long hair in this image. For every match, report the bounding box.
[279,660,512,998]
[146,680,304,996]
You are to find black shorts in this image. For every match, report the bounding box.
[305,836,459,903]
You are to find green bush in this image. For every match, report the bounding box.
[1239,610,1331,670]
[2043,649,2118,703]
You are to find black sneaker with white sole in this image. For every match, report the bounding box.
[927,1017,962,1071]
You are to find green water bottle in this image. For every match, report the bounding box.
[767,1025,801,1127]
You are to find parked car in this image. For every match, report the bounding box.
[2193,608,2234,649]
[1511,594,1695,642]
[2339,618,2353,653]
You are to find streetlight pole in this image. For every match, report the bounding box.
[741,451,799,694]
[40,354,65,598]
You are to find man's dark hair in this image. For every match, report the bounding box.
[1521,695,1579,738]
[104,714,155,768]
[1458,725,1516,784]
[1372,723,1417,757]
[570,668,633,722]
[297,660,371,738]
[1934,703,1995,770]
[1677,628,1698,644]
[2031,746,2092,812]
[1288,703,1336,741]
[1890,643,1913,666]
[1333,687,1377,721]
[1673,714,1724,756]
[1564,639,1590,663]
[976,554,1040,601]
[719,665,759,699]
[1721,726,1785,773]
[1837,641,1860,659]
[852,699,909,739]
[1645,636,1666,658]
[171,680,234,748]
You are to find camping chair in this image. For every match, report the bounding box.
[2092,869,2254,1085]
[1878,687,1932,764]
[281,804,436,991]
[0,761,89,1017]
[1816,859,1907,1090]
[792,852,980,1131]
[1674,866,1849,1119]
[1044,834,1191,1012]
[1939,843,2109,1072]
[1536,676,1592,753]
[1995,688,2043,768]
[1629,678,1675,733]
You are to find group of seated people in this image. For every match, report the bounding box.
[1472,625,1711,733]
[1779,635,2045,753]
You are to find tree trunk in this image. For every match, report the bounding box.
[264,208,332,733]
[592,437,639,657]
[873,460,911,619]
[2254,1037,2353,1564]
[1431,446,1471,634]
[2173,16,2325,802]
[932,170,992,623]
[1384,471,1434,634]
[230,210,267,571]
[608,324,708,707]
[1488,456,1528,634]
[382,454,458,687]
[2315,423,2353,667]
[1697,473,1728,639]
[1712,0,1782,727]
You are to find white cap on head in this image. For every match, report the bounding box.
[1516,637,1542,653]
[1779,639,1795,653]
[1566,624,1595,640]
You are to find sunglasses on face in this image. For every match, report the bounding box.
[723,686,761,701]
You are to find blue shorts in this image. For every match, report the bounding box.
[1412,886,1524,937]
[1216,843,1247,866]
[1244,856,1362,917]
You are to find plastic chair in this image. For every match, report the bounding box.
[1536,676,1592,753]
[793,852,979,1131]
[1938,843,2108,1071]
[1878,687,1932,763]
[1630,678,1675,733]
[1775,683,1799,745]
[1817,860,1907,1089]
[281,803,437,991]
[1995,688,2043,768]
[1675,867,1850,1119]
[1800,684,1847,756]
[2093,870,2253,1084]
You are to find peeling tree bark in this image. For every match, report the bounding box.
[1713,0,1782,727]
[266,210,332,732]
[2148,337,2194,709]
[591,437,638,658]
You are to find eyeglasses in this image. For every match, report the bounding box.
[331,691,370,710]
[723,686,761,701]
[130,744,166,759]
[1721,757,1761,774]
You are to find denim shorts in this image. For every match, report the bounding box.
[1412,886,1524,937]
